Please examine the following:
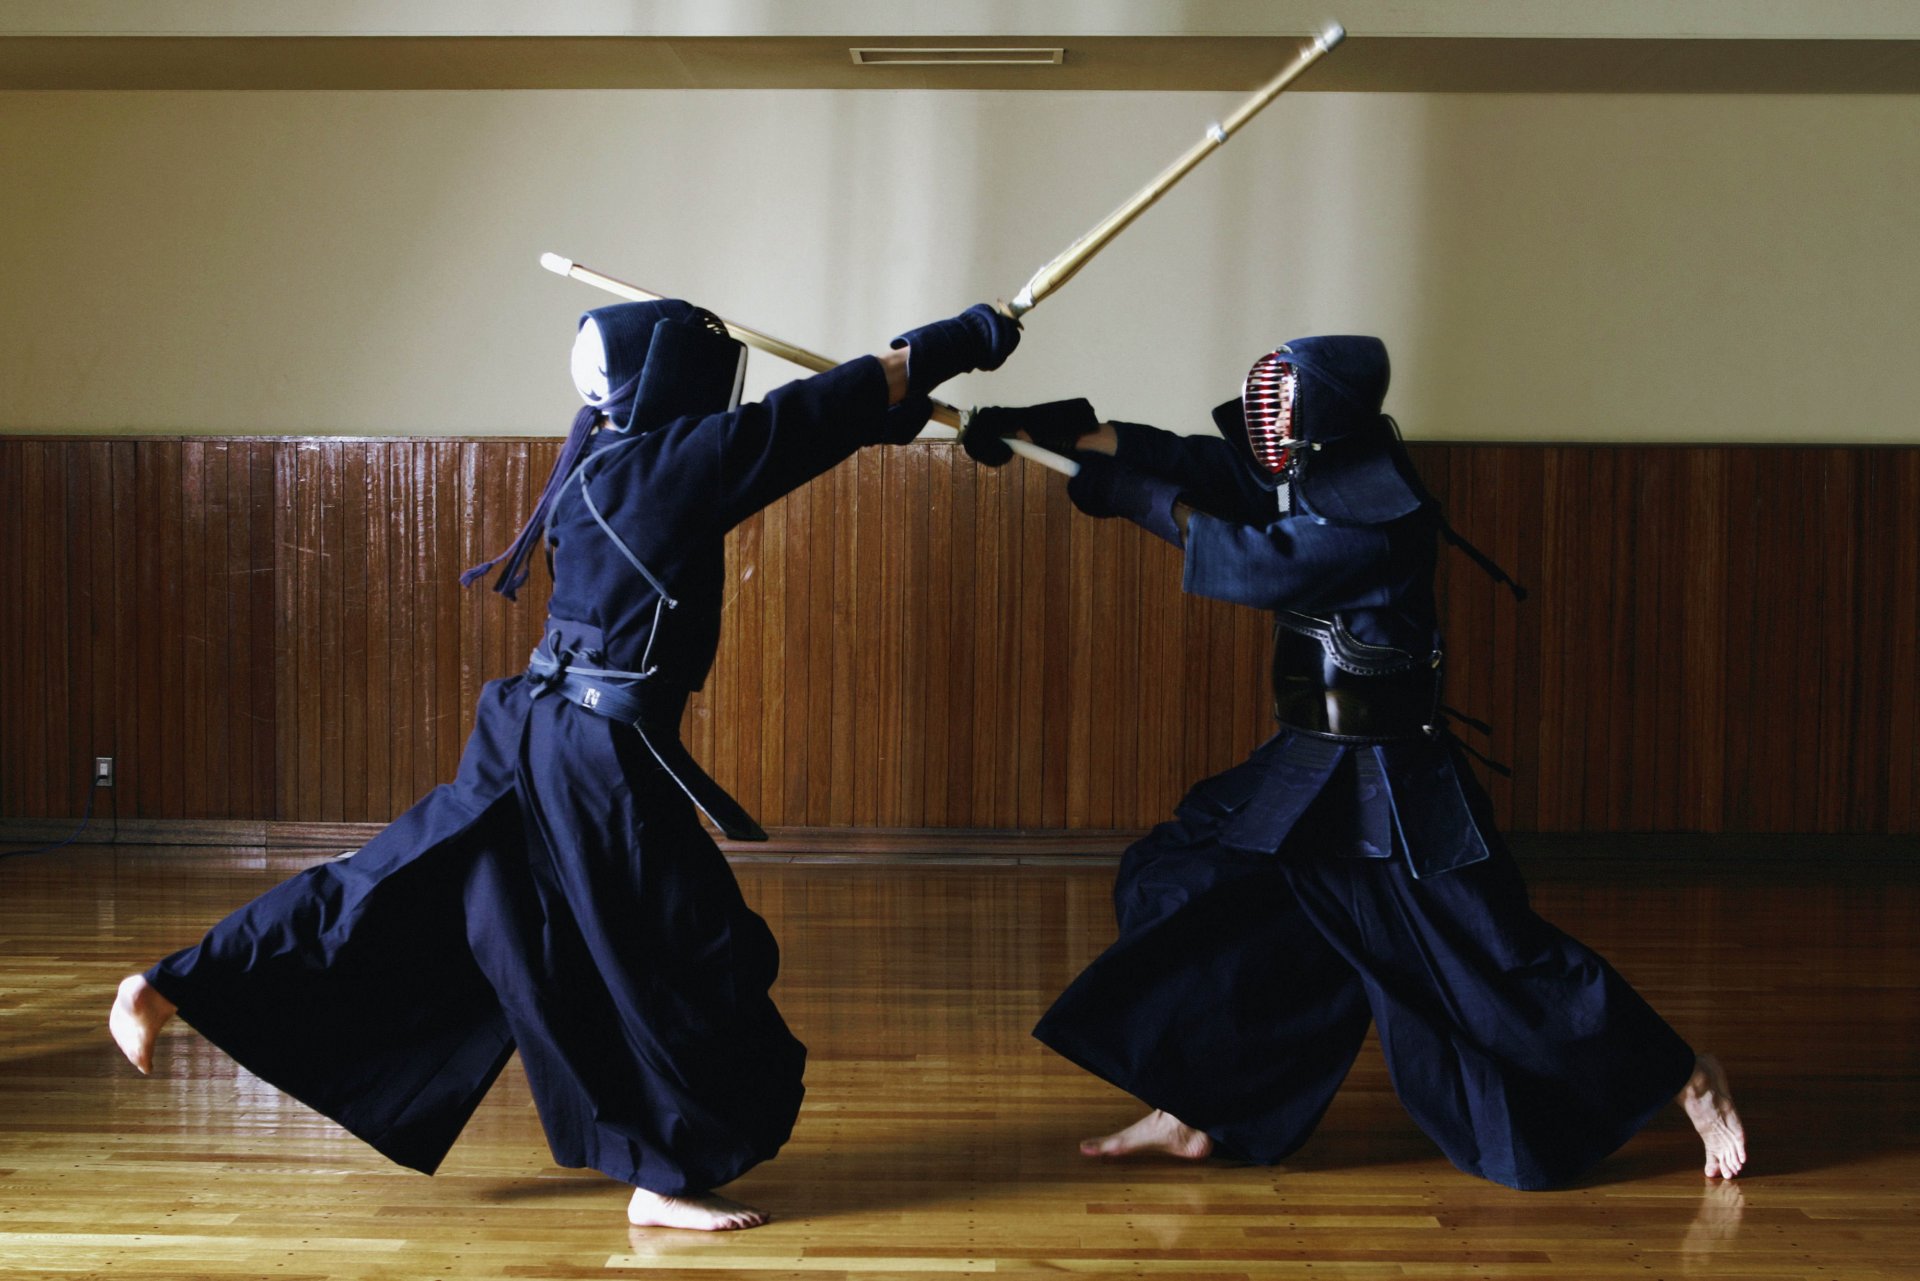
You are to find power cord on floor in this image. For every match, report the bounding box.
[0,775,112,861]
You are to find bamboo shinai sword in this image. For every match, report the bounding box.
[1005,22,1344,317]
[541,20,1346,475]
[536,253,1079,471]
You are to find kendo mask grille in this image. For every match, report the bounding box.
[1243,349,1299,477]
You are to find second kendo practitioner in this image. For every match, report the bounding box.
[109,298,1020,1231]
[964,336,1746,1189]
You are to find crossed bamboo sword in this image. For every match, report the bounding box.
[542,24,1345,478]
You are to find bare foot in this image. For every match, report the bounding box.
[108,974,176,1075]
[627,1187,769,1231]
[1678,1054,1747,1178]
[1079,1109,1214,1160]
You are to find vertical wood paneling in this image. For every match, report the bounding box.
[2,437,1916,838]
[159,444,187,816]
[829,460,859,826]
[730,488,765,821]
[1064,500,1095,828]
[806,464,836,824]
[1598,453,1633,828]
[1816,453,1860,831]
[1638,452,1668,825]
[1,448,20,815]
[363,444,391,821]
[110,442,139,819]
[895,446,928,826]
[940,461,976,825]
[428,442,459,788]
[968,463,1003,824]
[58,444,90,819]
[0,444,16,817]
[292,443,322,820]
[196,442,226,818]
[452,444,479,787]
[132,443,164,817]
[23,444,57,817]
[780,482,812,822]
[919,454,952,828]
[1015,458,1048,828]
[247,443,278,817]
[319,441,346,822]
[1678,450,1727,830]
[339,446,368,822]
[851,449,884,827]
[86,444,117,817]
[1890,453,1920,832]
[180,443,208,821]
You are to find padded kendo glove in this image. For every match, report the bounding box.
[890,304,1021,397]
[961,398,1099,467]
[1066,454,1184,546]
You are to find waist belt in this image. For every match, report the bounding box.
[526,624,767,842]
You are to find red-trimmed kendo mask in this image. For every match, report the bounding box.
[1212,335,1426,525]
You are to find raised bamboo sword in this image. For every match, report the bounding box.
[542,21,1346,475]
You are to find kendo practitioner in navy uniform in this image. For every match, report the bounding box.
[109,297,1020,1230]
[963,336,1746,1189]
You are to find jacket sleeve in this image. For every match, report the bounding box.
[1110,420,1276,525]
[702,355,895,533]
[1181,510,1395,613]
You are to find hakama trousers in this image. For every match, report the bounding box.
[146,678,805,1196]
[1034,750,1697,1190]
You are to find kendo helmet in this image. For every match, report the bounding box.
[571,299,747,434]
[1211,335,1426,525]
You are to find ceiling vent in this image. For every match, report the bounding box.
[850,47,1064,67]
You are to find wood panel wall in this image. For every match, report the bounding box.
[2,436,1916,835]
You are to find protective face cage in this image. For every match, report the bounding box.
[1241,348,1301,480]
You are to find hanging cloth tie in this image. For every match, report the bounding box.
[1440,520,1527,602]
[459,370,643,600]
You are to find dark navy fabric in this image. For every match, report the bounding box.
[147,355,896,1195]
[1064,454,1185,546]
[1037,417,1696,1188]
[1033,760,1696,1188]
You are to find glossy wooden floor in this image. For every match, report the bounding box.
[2,845,1916,1280]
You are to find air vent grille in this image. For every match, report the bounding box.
[850,47,1064,67]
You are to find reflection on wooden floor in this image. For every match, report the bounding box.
[2,845,1917,1279]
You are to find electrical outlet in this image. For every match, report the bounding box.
[93,756,114,788]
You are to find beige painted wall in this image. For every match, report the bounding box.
[2,89,1916,441]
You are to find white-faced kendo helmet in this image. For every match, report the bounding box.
[571,299,747,433]
[463,299,749,600]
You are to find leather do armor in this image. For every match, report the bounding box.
[1270,610,1442,742]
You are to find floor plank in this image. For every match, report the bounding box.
[1,846,1915,1279]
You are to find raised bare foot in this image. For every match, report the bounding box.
[627,1187,769,1231]
[108,974,176,1075]
[1679,1054,1747,1178]
[1079,1108,1214,1160]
